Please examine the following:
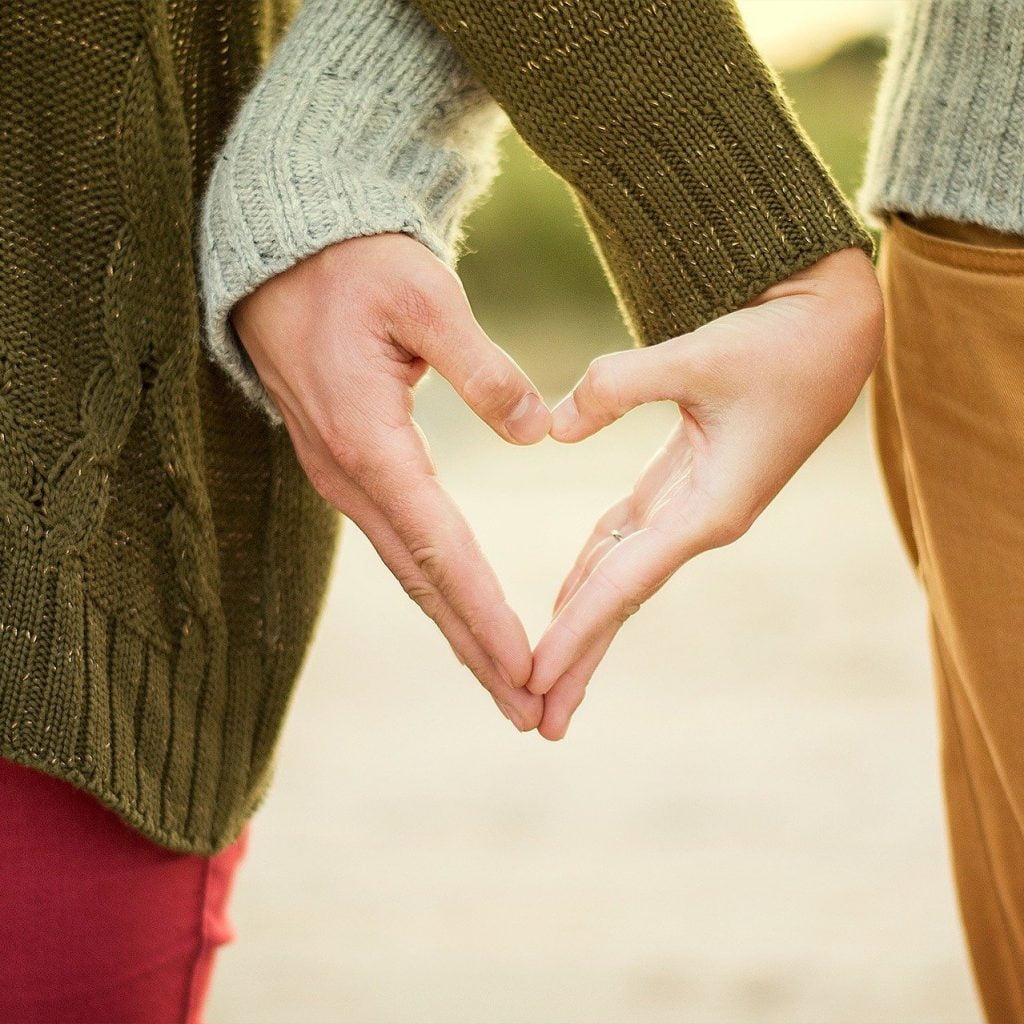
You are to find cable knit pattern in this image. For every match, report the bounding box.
[200,0,509,426]
[860,0,1024,233]
[1,1,342,855]
[3,0,871,856]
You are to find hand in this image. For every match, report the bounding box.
[529,246,884,740]
[231,233,551,731]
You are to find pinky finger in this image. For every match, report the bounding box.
[531,525,678,695]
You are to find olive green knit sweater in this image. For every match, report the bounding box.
[1,0,869,854]
[203,0,873,426]
[407,0,872,350]
[0,1,338,855]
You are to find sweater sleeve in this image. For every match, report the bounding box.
[858,0,1024,236]
[408,0,875,350]
[198,0,509,427]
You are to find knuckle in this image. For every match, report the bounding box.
[583,355,621,411]
[304,461,340,504]
[394,280,441,327]
[394,566,448,622]
[386,270,460,339]
[409,533,473,593]
[705,503,757,547]
[404,578,444,618]
[463,360,521,417]
[320,422,369,477]
[616,599,642,624]
[409,543,445,574]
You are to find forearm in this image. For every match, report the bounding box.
[409,0,874,348]
[198,0,508,425]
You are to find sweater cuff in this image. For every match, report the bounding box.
[858,0,1024,235]
[197,0,507,427]
[201,158,464,427]
[410,0,873,349]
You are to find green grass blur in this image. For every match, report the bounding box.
[455,35,888,396]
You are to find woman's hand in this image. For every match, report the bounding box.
[529,246,884,740]
[232,233,551,731]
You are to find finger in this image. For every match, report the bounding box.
[358,502,544,731]
[367,422,534,688]
[281,404,541,728]
[551,496,631,618]
[396,279,551,445]
[552,533,618,621]
[537,623,619,741]
[551,341,699,443]
[329,470,542,729]
[530,526,685,695]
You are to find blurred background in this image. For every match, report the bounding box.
[209,2,983,1021]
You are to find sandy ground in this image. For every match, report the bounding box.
[206,372,980,1024]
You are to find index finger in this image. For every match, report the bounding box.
[529,526,682,694]
[365,421,534,689]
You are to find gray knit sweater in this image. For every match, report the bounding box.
[201,0,1024,426]
[860,0,1024,233]
[200,0,509,425]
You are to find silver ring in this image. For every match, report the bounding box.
[610,529,625,543]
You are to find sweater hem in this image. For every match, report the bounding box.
[0,744,272,856]
[0,547,282,856]
[857,183,1024,240]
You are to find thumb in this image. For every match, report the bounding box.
[400,276,551,445]
[550,338,702,443]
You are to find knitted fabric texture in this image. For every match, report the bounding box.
[407,0,874,350]
[2,0,870,857]
[199,0,872,417]
[0,1,340,855]
[860,0,1024,235]
[201,0,510,426]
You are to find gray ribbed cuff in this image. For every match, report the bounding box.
[198,0,506,427]
[859,0,1024,234]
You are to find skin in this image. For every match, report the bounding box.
[533,246,884,739]
[233,233,551,732]
[234,236,883,741]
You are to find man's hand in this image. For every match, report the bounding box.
[232,233,551,731]
[529,247,884,740]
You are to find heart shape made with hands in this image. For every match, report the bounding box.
[231,234,881,745]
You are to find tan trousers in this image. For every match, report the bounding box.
[872,213,1024,1023]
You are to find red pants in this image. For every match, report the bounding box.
[0,758,250,1024]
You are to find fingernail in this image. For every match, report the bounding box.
[505,393,548,444]
[551,394,579,437]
